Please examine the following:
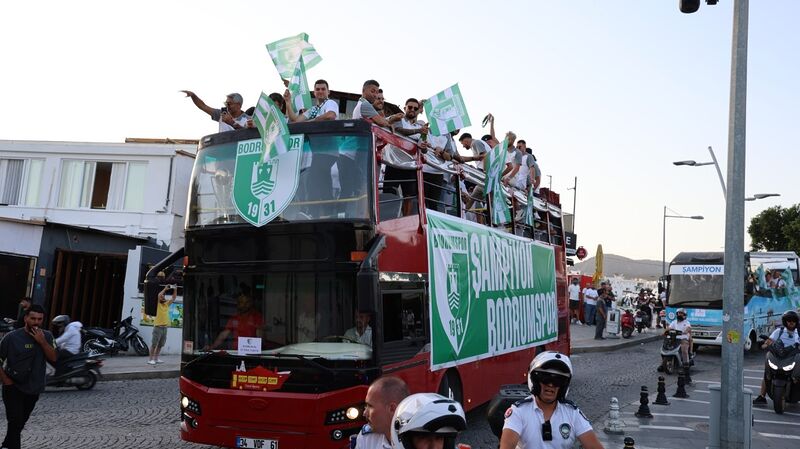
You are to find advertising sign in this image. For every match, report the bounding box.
[426,210,558,371]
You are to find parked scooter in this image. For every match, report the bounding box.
[620,309,635,339]
[47,351,103,390]
[660,329,694,374]
[82,308,149,356]
[760,337,800,414]
[634,308,649,334]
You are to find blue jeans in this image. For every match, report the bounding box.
[584,303,596,325]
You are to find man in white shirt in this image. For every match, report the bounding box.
[582,283,599,326]
[568,278,582,324]
[383,98,429,216]
[180,91,249,132]
[667,308,692,365]
[284,79,338,122]
[344,311,373,346]
[356,377,409,449]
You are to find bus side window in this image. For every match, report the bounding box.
[381,291,428,365]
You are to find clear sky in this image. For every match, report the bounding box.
[2,1,798,262]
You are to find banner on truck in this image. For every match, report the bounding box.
[426,210,558,371]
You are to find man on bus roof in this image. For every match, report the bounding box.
[180,90,249,132]
[284,79,338,123]
[352,80,393,128]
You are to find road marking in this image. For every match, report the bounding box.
[744,368,762,373]
[758,432,800,440]
[692,389,710,394]
[625,412,708,419]
[755,418,800,426]
[744,376,762,380]
[670,397,710,404]
[752,408,800,418]
[638,425,695,431]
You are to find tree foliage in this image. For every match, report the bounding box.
[748,204,800,254]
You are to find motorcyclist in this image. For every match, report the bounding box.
[390,392,466,449]
[666,308,692,367]
[753,310,800,405]
[636,290,652,328]
[51,315,83,374]
[500,351,604,449]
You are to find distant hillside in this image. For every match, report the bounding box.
[573,254,662,280]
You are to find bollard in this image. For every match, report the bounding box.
[603,397,625,435]
[654,376,670,405]
[683,363,693,385]
[634,386,653,418]
[674,370,689,398]
[623,436,636,448]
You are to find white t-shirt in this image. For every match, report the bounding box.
[343,325,373,346]
[668,319,692,340]
[582,288,598,306]
[503,396,592,449]
[768,326,800,348]
[568,284,581,301]
[211,109,249,132]
[470,140,491,170]
[769,277,787,289]
[303,98,338,120]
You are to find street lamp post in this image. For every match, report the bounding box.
[662,206,704,276]
[673,146,727,199]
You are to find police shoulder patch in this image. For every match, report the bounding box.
[504,406,513,419]
[559,423,572,439]
[360,424,372,435]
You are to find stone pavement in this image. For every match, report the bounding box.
[570,320,662,353]
[593,357,800,449]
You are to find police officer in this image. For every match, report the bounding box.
[390,392,467,449]
[353,376,410,449]
[500,351,604,449]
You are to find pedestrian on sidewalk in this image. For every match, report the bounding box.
[0,304,57,449]
[148,275,176,366]
[594,290,608,340]
[582,283,598,326]
[568,278,582,324]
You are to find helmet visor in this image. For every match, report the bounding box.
[535,372,568,388]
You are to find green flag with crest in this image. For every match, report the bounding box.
[423,83,471,136]
[289,57,313,112]
[266,33,322,79]
[484,138,510,225]
[253,92,290,162]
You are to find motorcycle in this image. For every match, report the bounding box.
[660,329,694,375]
[47,351,104,390]
[634,308,649,334]
[620,309,635,339]
[761,337,800,414]
[82,308,149,356]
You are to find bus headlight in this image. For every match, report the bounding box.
[181,395,202,415]
[346,407,360,420]
[783,362,795,372]
[325,403,364,425]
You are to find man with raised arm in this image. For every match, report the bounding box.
[283,79,338,123]
[180,91,249,132]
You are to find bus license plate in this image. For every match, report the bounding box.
[236,437,278,449]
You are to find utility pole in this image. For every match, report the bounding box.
[720,1,748,448]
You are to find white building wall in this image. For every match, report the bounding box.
[0,220,43,257]
[0,140,196,248]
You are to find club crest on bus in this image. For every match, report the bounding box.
[232,136,304,227]
[431,229,471,356]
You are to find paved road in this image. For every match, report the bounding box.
[1,340,774,449]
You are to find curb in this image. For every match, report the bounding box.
[100,369,180,382]
[571,334,661,354]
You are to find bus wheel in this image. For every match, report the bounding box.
[438,369,463,405]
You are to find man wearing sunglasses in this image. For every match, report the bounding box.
[500,351,604,449]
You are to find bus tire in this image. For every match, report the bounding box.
[438,369,463,405]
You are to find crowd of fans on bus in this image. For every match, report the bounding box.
[181,80,547,231]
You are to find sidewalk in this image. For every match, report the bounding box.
[570,321,662,354]
[98,353,180,381]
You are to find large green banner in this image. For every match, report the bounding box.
[426,209,558,371]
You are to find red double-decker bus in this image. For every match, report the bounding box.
[152,118,571,449]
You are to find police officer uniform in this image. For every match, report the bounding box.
[352,424,392,449]
[503,396,592,449]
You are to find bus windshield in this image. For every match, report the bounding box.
[184,272,372,360]
[188,132,373,227]
[668,274,724,308]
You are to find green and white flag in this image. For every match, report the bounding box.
[524,187,536,227]
[426,210,557,370]
[423,83,471,136]
[288,57,313,112]
[484,139,511,225]
[266,33,322,80]
[253,92,290,162]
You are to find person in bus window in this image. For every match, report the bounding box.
[344,311,373,346]
[284,79,338,123]
[206,290,264,350]
[180,91,249,132]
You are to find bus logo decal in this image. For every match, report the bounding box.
[232,136,304,227]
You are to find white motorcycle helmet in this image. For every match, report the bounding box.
[528,351,573,400]
[390,393,466,449]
